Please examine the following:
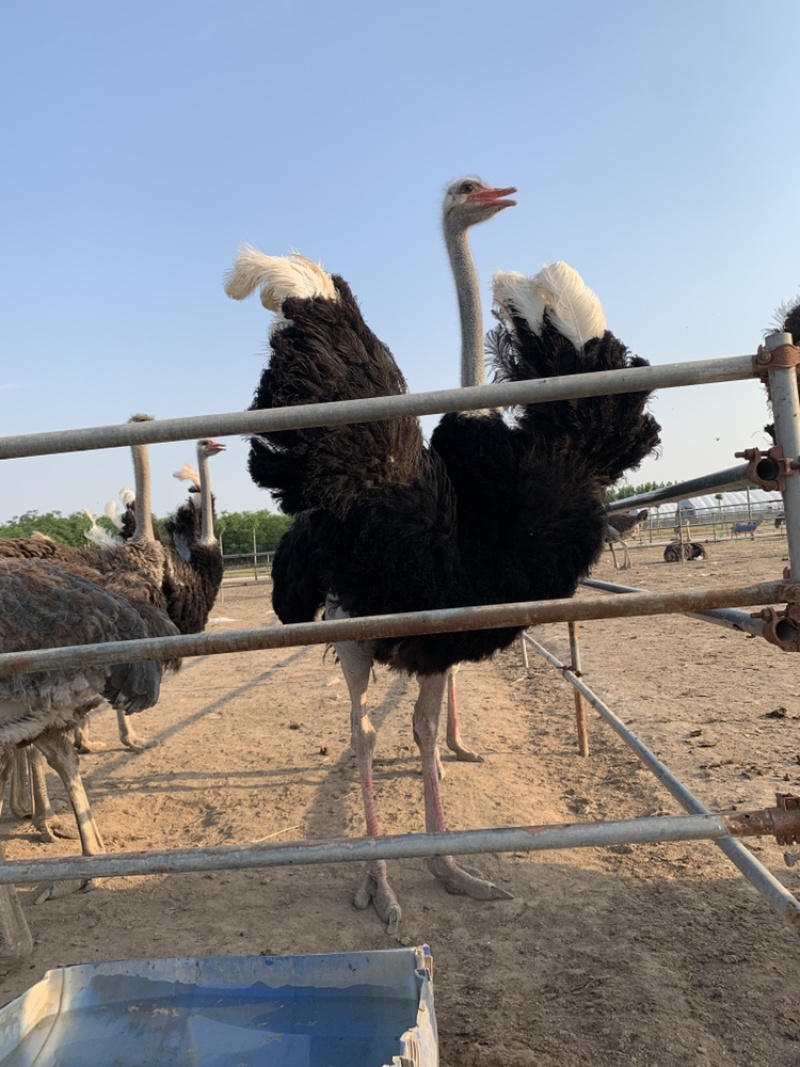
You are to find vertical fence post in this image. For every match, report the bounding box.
[568,622,590,757]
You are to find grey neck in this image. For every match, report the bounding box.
[131,443,155,543]
[198,450,217,546]
[444,222,484,388]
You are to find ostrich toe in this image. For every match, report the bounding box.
[427,855,513,900]
[353,863,402,934]
[34,877,94,904]
[32,813,79,843]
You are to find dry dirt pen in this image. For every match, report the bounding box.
[0,537,799,1065]
[2,349,800,1064]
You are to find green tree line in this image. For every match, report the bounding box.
[605,481,676,504]
[1,486,677,555]
[0,508,293,556]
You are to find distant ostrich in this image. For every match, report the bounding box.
[225,215,660,931]
[605,509,648,570]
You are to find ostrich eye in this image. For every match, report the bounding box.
[459,181,476,195]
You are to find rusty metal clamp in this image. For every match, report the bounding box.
[733,444,796,492]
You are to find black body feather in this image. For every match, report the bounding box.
[258,273,661,676]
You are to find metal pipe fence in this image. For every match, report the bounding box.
[1,342,799,934]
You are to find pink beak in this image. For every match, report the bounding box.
[468,185,517,209]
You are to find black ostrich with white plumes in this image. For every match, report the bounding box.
[226,239,660,933]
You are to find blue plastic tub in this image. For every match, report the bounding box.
[0,946,437,1066]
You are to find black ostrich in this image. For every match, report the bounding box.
[764,296,800,442]
[225,242,660,933]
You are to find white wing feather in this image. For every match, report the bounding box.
[492,261,606,349]
[224,246,337,330]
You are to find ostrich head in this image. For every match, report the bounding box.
[167,439,226,558]
[442,177,517,232]
[442,178,516,391]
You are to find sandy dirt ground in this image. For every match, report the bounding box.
[1,533,800,1065]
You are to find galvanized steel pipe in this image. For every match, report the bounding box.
[0,581,784,677]
[0,355,759,460]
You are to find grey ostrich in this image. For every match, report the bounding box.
[226,210,660,931]
[11,437,225,853]
[0,560,176,961]
[73,438,225,754]
[2,415,173,841]
[605,509,648,569]
[0,422,180,908]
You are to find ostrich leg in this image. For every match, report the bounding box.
[414,673,513,901]
[0,746,35,962]
[28,747,79,842]
[444,666,482,765]
[336,638,402,935]
[32,729,105,902]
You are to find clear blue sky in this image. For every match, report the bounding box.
[1,1,798,523]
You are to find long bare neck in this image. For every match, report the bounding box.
[444,220,484,388]
[131,442,155,542]
[197,449,217,546]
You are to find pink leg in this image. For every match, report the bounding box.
[331,621,401,934]
[444,666,483,766]
[414,674,513,901]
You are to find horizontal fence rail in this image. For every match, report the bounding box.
[581,577,767,638]
[0,809,795,890]
[0,582,784,678]
[0,355,760,460]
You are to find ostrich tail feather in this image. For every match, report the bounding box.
[492,270,547,336]
[173,463,200,486]
[104,498,120,526]
[493,263,606,350]
[533,262,606,349]
[119,487,135,506]
[83,508,122,547]
[224,245,337,312]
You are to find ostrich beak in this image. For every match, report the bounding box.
[468,185,517,209]
[201,440,226,454]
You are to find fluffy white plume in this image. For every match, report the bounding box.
[492,270,547,335]
[492,262,606,349]
[119,487,135,506]
[224,246,337,331]
[533,262,606,348]
[83,507,122,547]
[104,498,122,528]
[173,463,200,488]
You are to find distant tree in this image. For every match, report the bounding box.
[605,481,676,504]
[216,510,293,556]
[0,510,91,547]
[0,507,293,557]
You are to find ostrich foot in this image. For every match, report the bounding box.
[73,736,108,755]
[34,877,94,904]
[353,864,402,934]
[32,814,80,843]
[428,855,513,900]
[120,731,158,753]
[445,737,484,764]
